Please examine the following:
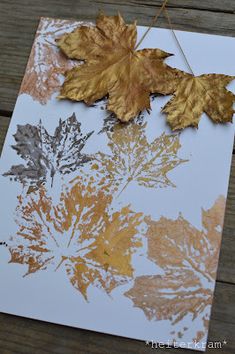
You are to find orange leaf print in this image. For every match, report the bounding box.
[9,176,143,299]
[125,196,226,339]
[20,18,88,104]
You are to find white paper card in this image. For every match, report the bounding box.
[0,17,234,351]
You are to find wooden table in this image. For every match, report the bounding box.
[0,1,234,353]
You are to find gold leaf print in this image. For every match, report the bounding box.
[9,176,143,299]
[92,123,187,197]
[20,18,89,104]
[125,196,226,339]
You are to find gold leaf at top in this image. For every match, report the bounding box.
[163,74,235,130]
[57,13,187,122]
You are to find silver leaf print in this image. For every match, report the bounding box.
[3,113,93,188]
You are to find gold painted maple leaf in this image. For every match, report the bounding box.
[163,74,235,130]
[91,123,187,197]
[57,13,187,122]
[125,196,226,339]
[9,177,143,299]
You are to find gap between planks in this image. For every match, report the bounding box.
[95,0,235,15]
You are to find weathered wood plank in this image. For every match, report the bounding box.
[0,281,234,354]
[217,158,235,283]
[97,0,235,13]
[0,115,10,155]
[211,282,235,324]
[0,0,234,112]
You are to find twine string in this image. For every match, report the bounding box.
[164,8,194,75]
[135,0,194,75]
[135,0,168,50]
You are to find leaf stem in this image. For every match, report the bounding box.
[116,178,131,199]
[55,256,67,271]
[185,258,213,284]
[31,198,60,248]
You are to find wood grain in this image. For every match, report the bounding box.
[0,281,234,354]
[0,115,10,155]
[96,0,235,13]
[217,159,235,283]
[0,0,234,353]
[0,0,234,112]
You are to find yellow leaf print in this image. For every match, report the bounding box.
[9,176,143,299]
[92,123,187,197]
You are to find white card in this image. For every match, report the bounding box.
[0,17,234,351]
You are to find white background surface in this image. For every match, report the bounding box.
[0,21,234,351]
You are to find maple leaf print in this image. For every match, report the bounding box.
[20,18,89,104]
[57,13,188,122]
[3,113,93,188]
[8,176,143,299]
[98,107,149,135]
[125,196,226,340]
[90,96,155,135]
[91,123,187,197]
